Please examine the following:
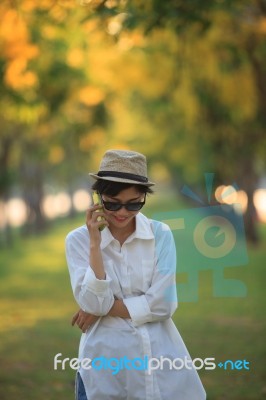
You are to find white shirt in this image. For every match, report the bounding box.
[65,213,206,400]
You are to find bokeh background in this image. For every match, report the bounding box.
[0,1,265,399]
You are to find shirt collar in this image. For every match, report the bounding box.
[100,213,154,249]
[132,212,154,240]
[100,227,115,250]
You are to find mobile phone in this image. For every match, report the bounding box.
[92,191,106,231]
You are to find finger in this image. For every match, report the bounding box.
[76,311,89,327]
[81,322,90,333]
[71,311,80,326]
[96,220,109,228]
[88,205,103,213]
[86,207,100,222]
[76,315,84,328]
[89,213,109,228]
[76,312,88,328]
[91,210,106,220]
[76,317,88,332]
[86,207,106,224]
[81,316,96,332]
[79,315,99,332]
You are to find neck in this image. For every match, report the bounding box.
[109,218,136,246]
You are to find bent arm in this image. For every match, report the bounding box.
[108,299,131,318]
[66,223,177,324]
[65,229,114,316]
[123,224,177,326]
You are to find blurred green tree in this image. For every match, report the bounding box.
[0,0,109,238]
[81,0,266,242]
[0,0,265,244]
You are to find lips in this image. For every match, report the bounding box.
[113,216,128,223]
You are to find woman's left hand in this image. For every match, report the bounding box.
[71,309,100,333]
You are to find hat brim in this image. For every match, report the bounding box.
[89,173,155,187]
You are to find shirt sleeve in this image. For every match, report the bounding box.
[123,222,178,327]
[65,229,114,316]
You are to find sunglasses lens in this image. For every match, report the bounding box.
[101,196,146,212]
[103,202,121,211]
[126,203,144,211]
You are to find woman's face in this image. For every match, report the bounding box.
[101,186,145,231]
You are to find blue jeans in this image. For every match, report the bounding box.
[75,372,88,400]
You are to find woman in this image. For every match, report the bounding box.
[65,149,206,400]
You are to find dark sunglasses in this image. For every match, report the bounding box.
[101,194,146,212]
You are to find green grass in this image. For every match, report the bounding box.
[0,194,265,400]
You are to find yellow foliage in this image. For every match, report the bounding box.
[49,146,65,164]
[4,42,39,60]
[1,7,40,90]
[79,127,106,151]
[105,0,119,9]
[106,100,150,142]
[149,163,171,184]
[0,0,263,180]
[169,147,187,164]
[56,0,75,10]
[78,86,105,106]
[36,0,55,10]
[117,31,147,51]
[67,48,84,68]
[0,9,28,42]
[83,18,101,34]
[218,71,257,119]
[49,4,68,21]
[2,101,45,124]
[79,0,104,8]
[131,0,153,14]
[41,25,58,40]
[168,11,258,129]
[20,0,59,12]
[21,0,36,12]
[107,13,128,36]
[5,58,38,90]
[110,143,131,150]
[37,123,53,139]
[258,17,266,34]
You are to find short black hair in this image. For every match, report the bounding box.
[91,179,154,197]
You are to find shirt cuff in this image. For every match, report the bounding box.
[82,267,112,296]
[123,295,151,326]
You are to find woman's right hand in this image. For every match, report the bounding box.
[86,204,109,246]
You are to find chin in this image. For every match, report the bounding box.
[111,215,134,227]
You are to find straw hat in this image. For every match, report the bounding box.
[89,149,155,186]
